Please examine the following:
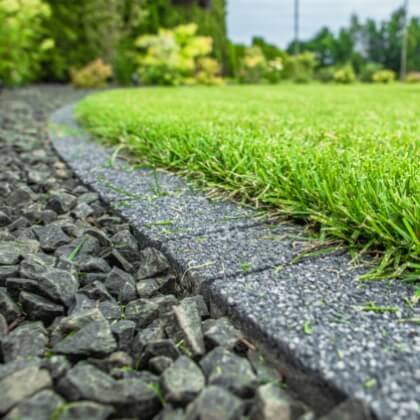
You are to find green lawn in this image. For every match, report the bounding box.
[76,84,420,281]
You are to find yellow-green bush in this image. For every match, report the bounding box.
[284,52,317,83]
[70,59,112,88]
[372,69,396,83]
[0,0,54,85]
[135,23,220,86]
[405,71,420,83]
[334,64,356,84]
[239,47,284,84]
[239,46,267,83]
[195,57,224,86]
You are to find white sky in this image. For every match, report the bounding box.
[227,0,420,47]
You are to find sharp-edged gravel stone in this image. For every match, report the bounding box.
[58,363,160,416]
[200,347,258,398]
[0,365,52,415]
[137,247,170,280]
[136,273,175,298]
[53,401,115,420]
[149,355,173,374]
[4,389,64,420]
[80,280,113,301]
[0,211,11,227]
[250,383,307,420]
[173,298,205,357]
[0,288,21,323]
[47,191,77,214]
[203,317,242,351]
[125,298,159,329]
[111,320,136,352]
[0,265,19,286]
[19,291,65,324]
[131,320,165,364]
[0,243,22,265]
[155,406,186,420]
[41,355,71,380]
[98,300,121,321]
[105,266,136,298]
[0,314,7,339]
[111,230,140,262]
[1,322,48,362]
[161,355,205,404]
[78,256,111,273]
[185,385,243,420]
[247,351,283,385]
[31,268,79,308]
[33,224,71,252]
[139,339,180,367]
[57,363,118,402]
[53,319,117,357]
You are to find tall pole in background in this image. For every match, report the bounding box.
[294,0,300,55]
[400,0,409,80]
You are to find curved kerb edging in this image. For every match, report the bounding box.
[49,103,420,420]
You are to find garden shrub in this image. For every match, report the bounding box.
[265,57,284,84]
[141,0,229,75]
[135,23,219,86]
[44,0,146,82]
[238,47,284,84]
[333,64,356,84]
[316,67,336,83]
[284,52,317,83]
[372,69,396,84]
[239,46,267,84]
[360,62,383,82]
[405,71,420,83]
[0,0,53,86]
[195,57,224,85]
[70,59,112,88]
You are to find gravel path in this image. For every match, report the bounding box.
[0,87,331,419]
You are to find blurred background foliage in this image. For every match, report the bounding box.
[0,0,420,86]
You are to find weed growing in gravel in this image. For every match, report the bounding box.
[76,84,420,281]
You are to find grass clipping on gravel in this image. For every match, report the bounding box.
[76,84,420,281]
